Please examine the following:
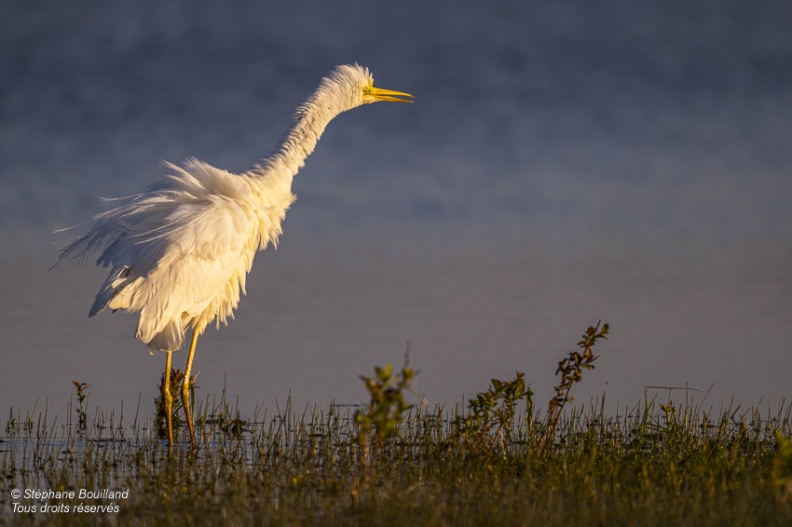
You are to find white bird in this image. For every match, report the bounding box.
[55,64,413,447]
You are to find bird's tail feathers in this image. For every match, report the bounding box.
[138,318,186,355]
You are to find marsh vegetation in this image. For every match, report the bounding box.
[2,322,791,526]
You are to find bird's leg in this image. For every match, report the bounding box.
[163,350,174,447]
[181,330,199,449]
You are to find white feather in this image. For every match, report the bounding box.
[54,64,412,354]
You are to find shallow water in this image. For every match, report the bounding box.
[1,0,791,417]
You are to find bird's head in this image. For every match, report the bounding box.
[320,64,413,112]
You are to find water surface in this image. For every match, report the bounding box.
[1,0,791,416]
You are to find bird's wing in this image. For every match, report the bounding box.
[131,196,258,350]
[63,161,262,345]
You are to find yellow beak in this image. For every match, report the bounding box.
[368,86,414,103]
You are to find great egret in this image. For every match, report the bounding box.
[55,64,413,447]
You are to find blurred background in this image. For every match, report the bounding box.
[1,0,791,416]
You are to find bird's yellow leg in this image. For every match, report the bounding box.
[181,330,199,448]
[163,350,174,447]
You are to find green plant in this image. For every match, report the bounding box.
[543,320,608,447]
[455,372,533,453]
[72,380,90,436]
[354,353,417,459]
[772,431,792,499]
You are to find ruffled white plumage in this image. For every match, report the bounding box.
[54,64,411,355]
[59,158,294,352]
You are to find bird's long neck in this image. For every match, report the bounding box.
[254,89,346,183]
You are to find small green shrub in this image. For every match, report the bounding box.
[543,320,608,447]
[454,372,533,453]
[355,360,416,451]
[72,380,90,436]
